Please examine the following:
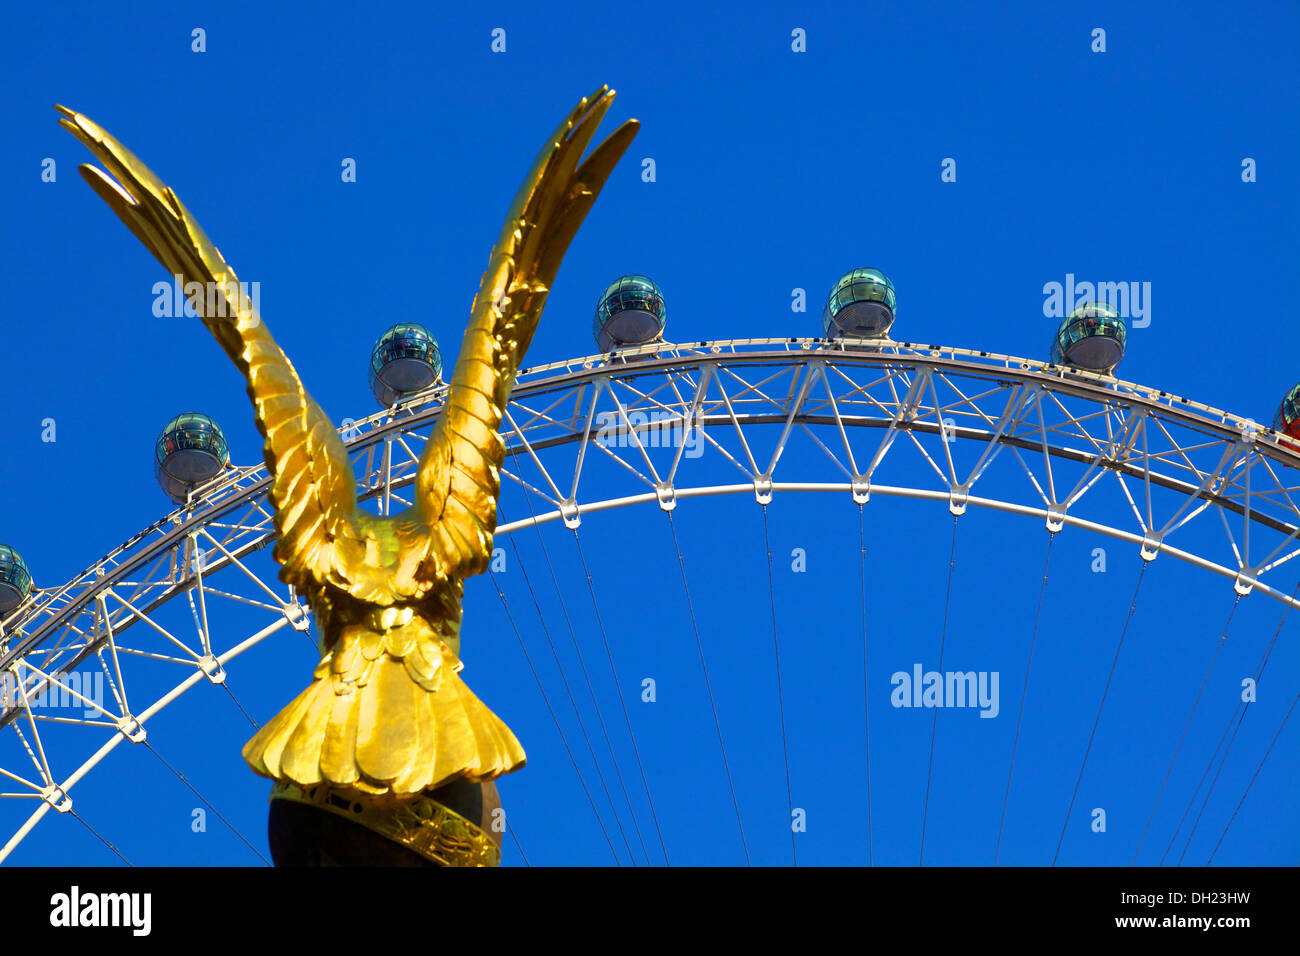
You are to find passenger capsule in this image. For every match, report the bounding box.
[1272,383,1300,441]
[823,268,896,339]
[154,412,230,503]
[0,544,34,616]
[369,323,442,406]
[1050,302,1127,373]
[593,275,667,352]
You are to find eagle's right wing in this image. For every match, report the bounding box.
[57,106,367,601]
[413,87,638,581]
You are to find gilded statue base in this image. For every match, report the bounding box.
[268,779,503,867]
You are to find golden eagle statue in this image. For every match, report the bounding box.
[59,88,638,863]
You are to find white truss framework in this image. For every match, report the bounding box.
[2,335,1299,862]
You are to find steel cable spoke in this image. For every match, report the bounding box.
[666,509,750,865]
[1206,686,1298,864]
[489,569,619,864]
[1160,572,1300,865]
[859,504,873,866]
[1131,593,1241,865]
[571,528,670,866]
[70,808,131,866]
[760,504,796,866]
[1162,703,1236,866]
[507,822,531,867]
[1053,559,1148,865]
[1178,740,1233,864]
[513,490,648,865]
[221,679,260,731]
[496,505,635,865]
[143,740,269,865]
[995,530,1055,865]
[920,514,959,866]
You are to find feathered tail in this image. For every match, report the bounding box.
[242,620,526,798]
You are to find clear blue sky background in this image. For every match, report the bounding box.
[1,1,1297,866]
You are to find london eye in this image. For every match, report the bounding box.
[3,264,1297,866]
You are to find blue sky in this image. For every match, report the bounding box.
[0,0,1297,865]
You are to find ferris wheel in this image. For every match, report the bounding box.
[2,266,1298,866]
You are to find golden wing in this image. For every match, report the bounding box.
[414,86,639,577]
[57,106,364,602]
